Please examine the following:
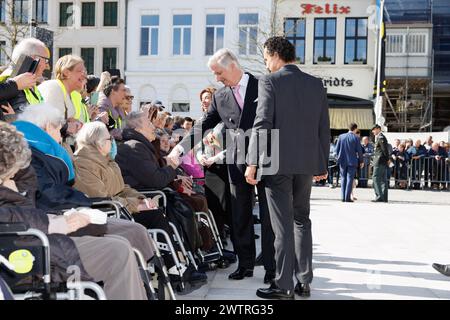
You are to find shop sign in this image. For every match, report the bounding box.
[321,77,354,88]
[301,3,351,15]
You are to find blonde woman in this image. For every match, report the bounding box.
[38,55,87,136]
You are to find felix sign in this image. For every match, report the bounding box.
[301,3,351,15]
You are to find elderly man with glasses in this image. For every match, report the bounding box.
[0,38,50,117]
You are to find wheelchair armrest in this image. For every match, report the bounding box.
[136,189,167,213]
[0,223,29,233]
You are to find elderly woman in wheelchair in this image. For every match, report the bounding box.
[0,121,149,299]
[71,121,209,288]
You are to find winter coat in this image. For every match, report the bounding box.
[73,145,144,213]
[12,120,92,210]
[116,128,177,190]
[0,186,93,285]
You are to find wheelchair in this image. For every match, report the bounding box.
[0,222,106,300]
[90,199,176,300]
[139,188,227,270]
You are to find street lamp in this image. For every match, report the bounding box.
[29,0,36,37]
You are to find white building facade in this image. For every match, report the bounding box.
[49,0,125,76]
[276,0,378,130]
[125,0,272,118]
[0,0,125,76]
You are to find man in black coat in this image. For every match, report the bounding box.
[246,37,330,299]
[170,49,276,283]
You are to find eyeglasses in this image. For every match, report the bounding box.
[34,55,50,64]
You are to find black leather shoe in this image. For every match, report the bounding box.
[228,267,253,280]
[264,271,275,284]
[294,282,311,297]
[256,283,294,300]
[432,263,450,277]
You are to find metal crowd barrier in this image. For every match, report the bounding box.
[328,156,450,191]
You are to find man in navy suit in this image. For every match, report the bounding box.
[335,123,363,202]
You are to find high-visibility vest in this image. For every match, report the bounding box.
[71,90,90,123]
[0,74,43,105]
[108,109,122,129]
[24,87,44,105]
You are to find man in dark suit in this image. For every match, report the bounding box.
[371,124,390,202]
[246,37,330,299]
[335,123,364,202]
[169,49,276,283]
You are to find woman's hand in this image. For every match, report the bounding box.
[137,198,158,211]
[66,119,83,135]
[65,213,91,233]
[1,103,15,115]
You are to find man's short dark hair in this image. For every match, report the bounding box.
[104,76,125,97]
[86,75,100,94]
[371,124,381,131]
[184,117,193,123]
[263,36,296,63]
[349,123,358,131]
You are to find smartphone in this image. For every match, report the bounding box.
[29,58,40,74]
[90,92,99,105]
[11,54,39,77]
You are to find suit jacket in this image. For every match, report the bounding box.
[247,64,330,177]
[179,72,259,184]
[373,132,390,166]
[335,132,363,167]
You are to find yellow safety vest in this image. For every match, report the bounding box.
[24,86,44,105]
[0,74,43,105]
[71,91,90,123]
[108,109,122,129]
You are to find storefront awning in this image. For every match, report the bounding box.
[327,94,374,130]
[329,108,374,130]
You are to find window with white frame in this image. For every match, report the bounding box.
[140,15,159,56]
[0,1,5,23]
[36,0,48,23]
[173,14,192,56]
[386,33,427,55]
[13,0,29,24]
[205,14,225,56]
[0,41,6,66]
[239,13,258,55]
[171,86,190,113]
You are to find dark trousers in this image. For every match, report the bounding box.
[229,181,275,271]
[339,164,357,201]
[373,164,388,202]
[257,181,276,272]
[264,174,313,291]
[132,209,177,268]
[205,164,231,237]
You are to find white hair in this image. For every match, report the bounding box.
[17,103,64,129]
[76,121,110,149]
[125,111,147,130]
[11,38,47,64]
[207,48,241,69]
